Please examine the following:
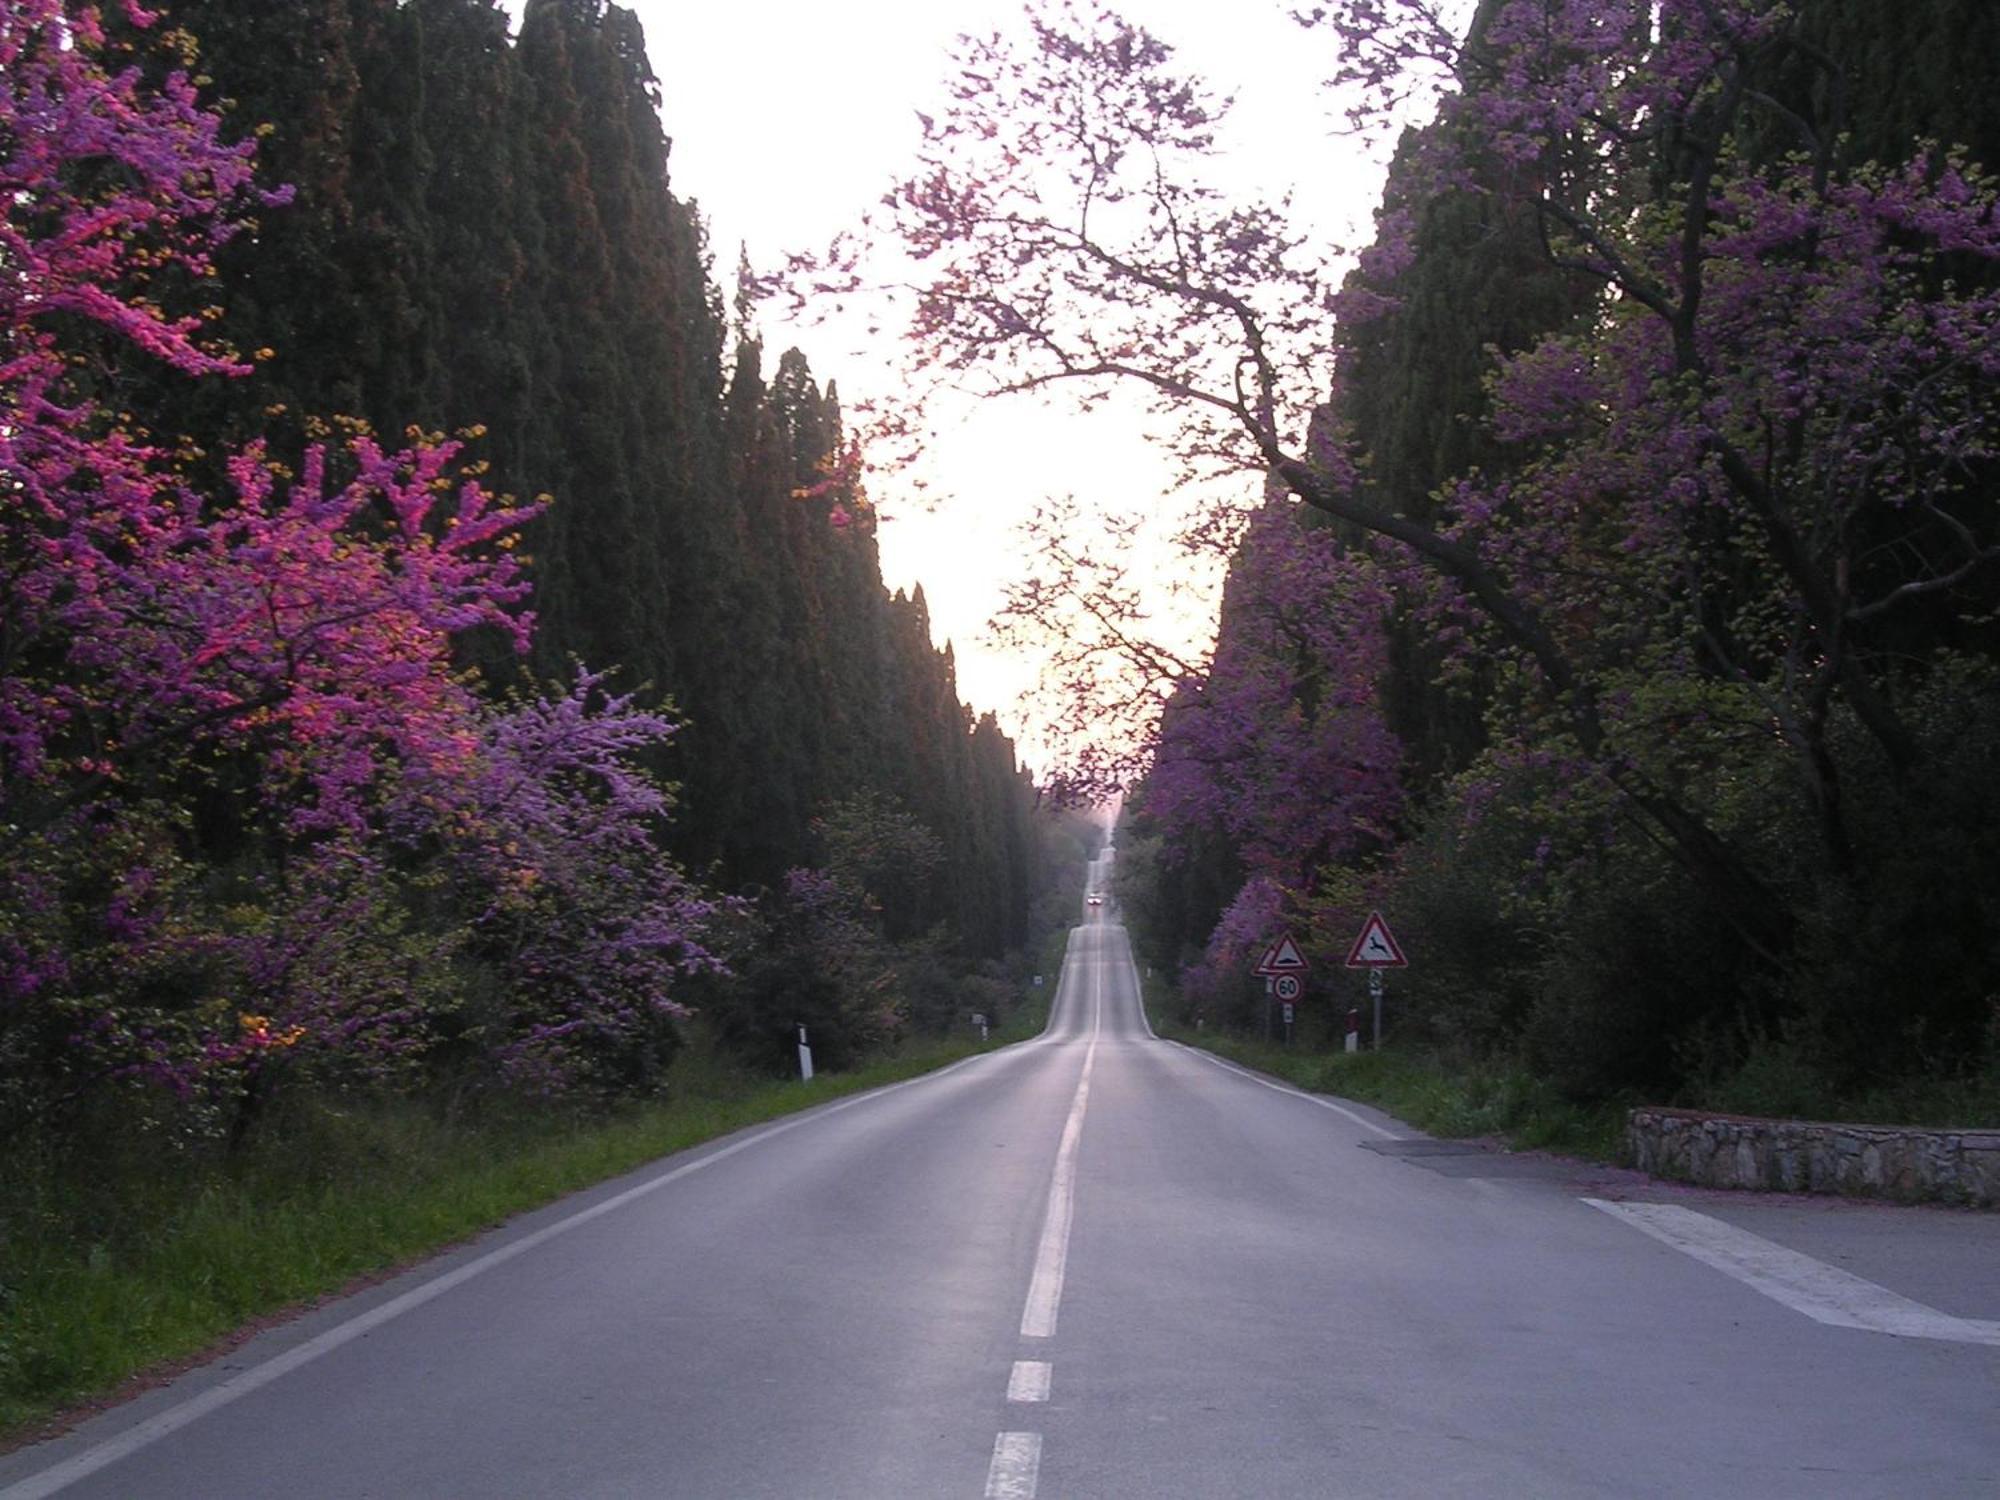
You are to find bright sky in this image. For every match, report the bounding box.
[502,0,1406,769]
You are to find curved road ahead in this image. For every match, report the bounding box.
[4,848,1997,1497]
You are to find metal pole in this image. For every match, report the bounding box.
[1369,969,1384,1049]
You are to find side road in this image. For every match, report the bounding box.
[1166,1023,2000,1209]
[1165,1039,2000,1356]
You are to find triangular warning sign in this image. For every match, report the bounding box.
[1344,911,1408,968]
[1253,933,1309,975]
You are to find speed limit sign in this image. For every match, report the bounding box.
[1273,974,1302,1002]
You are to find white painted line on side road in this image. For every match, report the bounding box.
[1007,1360,1053,1403]
[1170,1044,1401,1140]
[0,1058,996,1500]
[984,1431,1043,1499]
[1585,1199,2000,1346]
[1020,939,1103,1339]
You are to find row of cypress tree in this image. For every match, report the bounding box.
[140,0,1046,962]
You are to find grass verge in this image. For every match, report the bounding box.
[1147,990,1625,1162]
[0,1005,1048,1449]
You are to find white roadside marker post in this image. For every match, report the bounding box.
[797,1025,814,1082]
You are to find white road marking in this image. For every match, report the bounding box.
[1034,924,1094,1045]
[1020,937,1101,1338]
[984,924,1105,1498]
[984,1431,1043,1499]
[1007,1360,1053,1403]
[1170,1043,1401,1139]
[1106,926,1157,1039]
[1585,1199,2000,1346]
[0,1056,999,1500]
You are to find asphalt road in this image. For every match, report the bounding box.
[4,849,1997,1498]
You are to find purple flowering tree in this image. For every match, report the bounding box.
[1308,0,2000,875]
[1146,501,1403,882]
[2,2,720,1128]
[1141,499,1405,985]
[419,674,725,1097]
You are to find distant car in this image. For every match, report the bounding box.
[1086,894,1103,906]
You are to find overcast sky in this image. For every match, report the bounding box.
[501,0,1404,764]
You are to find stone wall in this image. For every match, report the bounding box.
[1628,1108,2000,1207]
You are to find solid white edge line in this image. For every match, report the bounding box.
[0,1051,1003,1500]
[1167,1042,1402,1139]
[1584,1198,2000,1346]
[1019,931,1102,1339]
[984,1431,1043,1500]
[1006,1360,1053,1403]
[1106,925,1156,1039]
[1034,925,1086,1046]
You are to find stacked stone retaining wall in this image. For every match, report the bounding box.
[1628,1107,2000,1207]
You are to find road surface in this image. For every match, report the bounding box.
[4,848,1997,1497]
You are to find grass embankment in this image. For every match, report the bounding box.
[1160,1024,2000,1142]
[1140,979,1626,1162]
[1167,1024,1628,1159]
[0,995,1052,1447]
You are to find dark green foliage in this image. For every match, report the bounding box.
[1332,120,1596,788]
[1760,663,2000,1092]
[1362,808,1540,1059]
[1114,804,1243,983]
[1801,0,2000,174]
[1521,872,1743,1102]
[1290,669,2000,1114]
[705,889,895,1076]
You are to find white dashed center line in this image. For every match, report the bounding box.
[1019,941,1101,1339]
[983,922,1107,1497]
[984,1432,1043,1499]
[1007,1360,1053,1403]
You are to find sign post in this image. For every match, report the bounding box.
[1342,911,1408,1050]
[1253,934,1311,1044]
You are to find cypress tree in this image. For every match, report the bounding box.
[123,0,1048,966]
[1331,113,1594,788]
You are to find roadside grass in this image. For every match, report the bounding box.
[1167,1026,1627,1159]
[0,997,1051,1448]
[1140,980,1625,1162]
[1693,1037,2000,1129]
[1152,1014,2000,1155]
